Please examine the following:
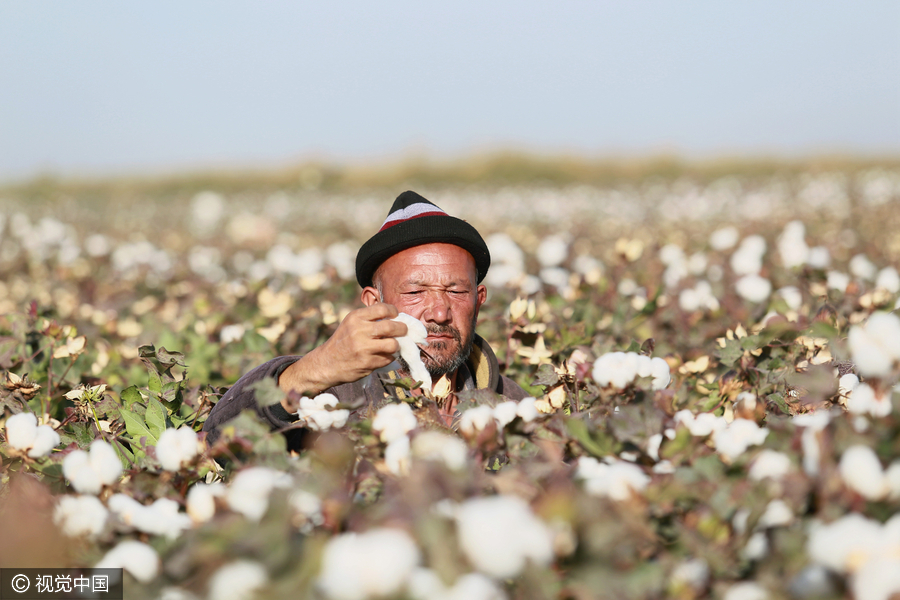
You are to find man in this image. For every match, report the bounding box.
[203,191,528,450]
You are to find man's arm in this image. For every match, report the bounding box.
[276,303,408,412]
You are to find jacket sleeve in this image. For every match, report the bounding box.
[497,375,531,401]
[202,355,302,446]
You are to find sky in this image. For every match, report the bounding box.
[1,1,898,181]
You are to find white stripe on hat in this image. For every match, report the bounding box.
[380,202,448,229]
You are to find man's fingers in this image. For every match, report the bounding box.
[369,319,407,339]
[355,302,399,322]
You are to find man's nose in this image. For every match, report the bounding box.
[422,291,451,324]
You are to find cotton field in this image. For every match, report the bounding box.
[2,163,900,599]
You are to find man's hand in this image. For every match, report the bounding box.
[277,303,407,410]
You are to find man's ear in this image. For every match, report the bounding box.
[475,284,487,316]
[361,286,380,307]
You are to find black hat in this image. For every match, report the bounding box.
[355,191,491,288]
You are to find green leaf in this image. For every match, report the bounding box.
[532,363,559,387]
[717,339,744,366]
[119,407,159,447]
[147,369,163,394]
[120,385,143,410]
[767,393,791,415]
[111,439,135,469]
[566,417,615,458]
[71,422,95,448]
[156,347,186,368]
[145,396,169,438]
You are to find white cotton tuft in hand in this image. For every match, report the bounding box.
[392,313,432,391]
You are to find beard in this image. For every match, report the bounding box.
[398,318,476,379]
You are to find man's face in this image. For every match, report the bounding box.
[363,243,487,378]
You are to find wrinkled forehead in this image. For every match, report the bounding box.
[375,243,478,287]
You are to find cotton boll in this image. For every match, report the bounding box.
[848,312,900,378]
[713,419,769,461]
[674,410,728,437]
[515,398,540,423]
[850,558,900,600]
[806,513,885,573]
[290,489,325,530]
[688,252,708,275]
[485,263,524,288]
[442,573,507,600]
[591,352,639,389]
[297,393,350,431]
[850,254,878,281]
[741,532,768,561]
[63,440,123,494]
[846,383,892,417]
[876,267,900,293]
[412,431,469,472]
[318,528,420,600]
[187,482,225,524]
[455,495,553,580]
[777,286,802,311]
[839,445,888,500]
[536,235,568,267]
[659,244,685,266]
[838,373,860,396]
[806,246,831,269]
[617,278,638,296]
[650,357,671,390]
[5,412,38,450]
[777,220,809,268]
[298,393,349,430]
[730,236,766,275]
[723,581,768,600]
[492,401,519,429]
[226,467,292,521]
[539,267,570,289]
[486,233,524,268]
[748,450,792,481]
[372,402,418,444]
[96,540,159,583]
[385,436,411,476]
[710,226,740,250]
[207,560,268,600]
[459,405,495,436]
[670,558,709,593]
[156,427,199,472]
[575,456,650,500]
[54,495,108,538]
[391,313,431,390]
[736,275,772,303]
[758,499,793,528]
[827,271,850,291]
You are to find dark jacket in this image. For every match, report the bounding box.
[202,334,528,451]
